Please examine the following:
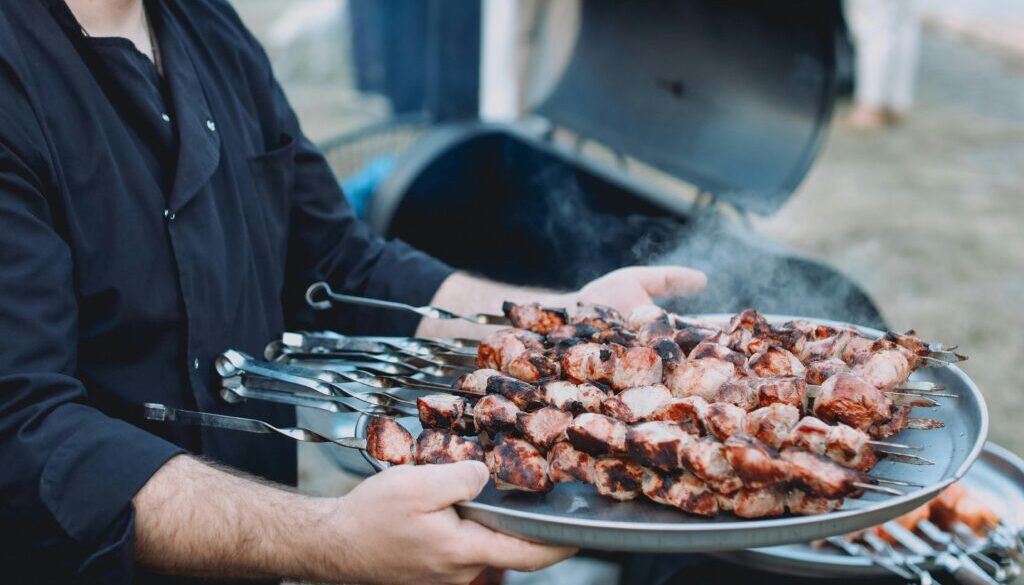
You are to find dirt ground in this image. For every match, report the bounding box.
[755,29,1024,457]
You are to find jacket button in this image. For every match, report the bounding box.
[164,209,176,221]
[206,119,216,132]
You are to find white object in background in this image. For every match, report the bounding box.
[480,0,521,121]
[267,0,347,80]
[844,0,921,112]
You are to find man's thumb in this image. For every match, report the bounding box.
[416,460,490,510]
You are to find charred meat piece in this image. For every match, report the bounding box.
[798,330,858,363]
[679,436,743,494]
[728,308,772,336]
[780,447,869,499]
[566,413,628,456]
[454,368,501,394]
[626,421,694,471]
[648,338,685,369]
[718,486,787,519]
[571,303,624,331]
[489,435,553,492]
[547,440,597,484]
[839,334,877,364]
[637,320,676,345]
[867,403,911,439]
[592,328,637,346]
[754,376,807,410]
[786,489,843,516]
[611,346,663,390]
[626,304,669,330]
[743,404,800,450]
[515,407,572,450]
[884,330,931,369]
[665,357,735,401]
[477,328,545,370]
[673,326,718,355]
[417,394,467,430]
[593,457,645,501]
[602,384,672,423]
[540,380,609,414]
[486,374,543,409]
[850,348,911,392]
[722,435,790,489]
[824,423,878,472]
[505,349,561,383]
[546,324,600,344]
[785,320,840,341]
[502,301,568,334]
[365,416,414,465]
[561,342,617,384]
[451,413,477,436]
[805,358,851,386]
[813,373,893,431]
[473,394,520,434]
[783,416,831,454]
[711,380,759,411]
[642,469,720,516]
[703,402,746,441]
[414,429,485,464]
[747,345,806,378]
[763,325,808,357]
[688,342,747,367]
[647,396,708,435]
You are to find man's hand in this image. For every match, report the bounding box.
[334,461,577,584]
[567,266,707,317]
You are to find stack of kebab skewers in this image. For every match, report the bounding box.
[362,303,963,520]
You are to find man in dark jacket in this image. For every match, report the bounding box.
[0,1,706,583]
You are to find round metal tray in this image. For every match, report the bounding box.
[715,442,1023,578]
[352,314,989,553]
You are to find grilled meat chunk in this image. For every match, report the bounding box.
[779,447,869,499]
[365,416,414,465]
[703,402,746,441]
[813,373,892,431]
[486,374,542,409]
[546,324,600,344]
[721,435,790,489]
[717,486,787,519]
[505,349,562,383]
[743,404,800,449]
[571,303,624,330]
[754,376,807,410]
[784,417,878,471]
[747,345,806,378]
[593,457,645,501]
[884,330,931,369]
[502,301,568,334]
[711,380,759,411]
[850,347,911,392]
[786,489,843,516]
[515,407,572,450]
[679,436,743,494]
[688,342,747,367]
[477,328,544,370]
[611,346,663,390]
[489,436,552,492]
[665,357,735,401]
[626,304,668,330]
[626,421,693,471]
[646,396,708,435]
[561,342,617,384]
[805,358,850,385]
[473,394,520,434]
[867,403,912,439]
[566,413,628,456]
[414,429,485,464]
[601,384,672,423]
[417,394,467,430]
[540,380,607,413]
[642,469,720,516]
[547,440,597,484]
[672,326,718,355]
[453,368,501,394]
[648,338,685,368]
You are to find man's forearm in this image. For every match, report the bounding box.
[133,455,344,582]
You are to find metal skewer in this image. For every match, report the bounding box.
[142,403,368,451]
[305,281,510,325]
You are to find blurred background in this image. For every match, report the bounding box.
[233,0,1021,539]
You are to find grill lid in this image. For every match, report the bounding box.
[529,0,839,216]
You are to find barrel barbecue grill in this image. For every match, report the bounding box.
[338,0,884,329]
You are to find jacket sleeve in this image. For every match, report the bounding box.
[0,118,184,583]
[239,31,455,336]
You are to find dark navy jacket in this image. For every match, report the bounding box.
[0,1,452,583]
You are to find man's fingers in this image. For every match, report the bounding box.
[459,520,578,572]
[397,461,490,511]
[625,266,707,297]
